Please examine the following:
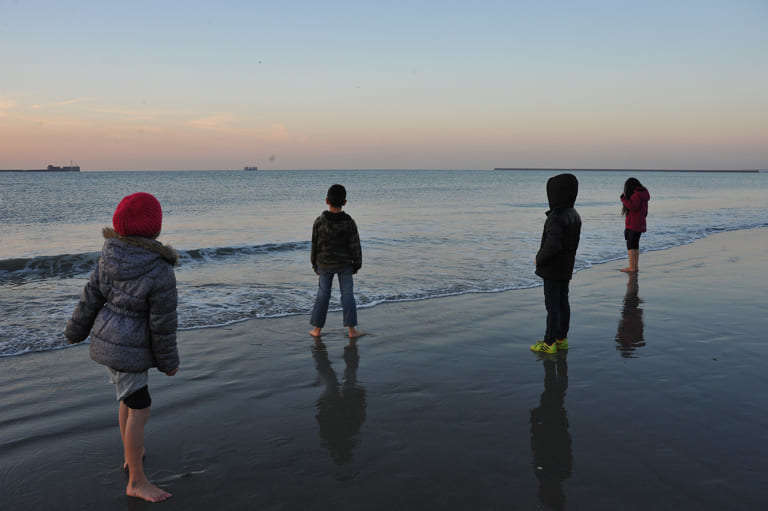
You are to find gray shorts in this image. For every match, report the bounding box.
[107,368,148,402]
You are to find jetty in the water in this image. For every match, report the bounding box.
[0,163,81,173]
[494,167,759,173]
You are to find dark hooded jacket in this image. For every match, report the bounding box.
[535,174,582,281]
[311,211,362,273]
[65,228,180,373]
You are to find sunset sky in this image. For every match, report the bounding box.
[1,1,766,170]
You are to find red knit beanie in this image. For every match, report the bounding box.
[112,192,163,238]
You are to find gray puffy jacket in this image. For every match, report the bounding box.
[65,228,180,373]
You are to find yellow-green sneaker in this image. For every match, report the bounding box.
[556,338,569,350]
[530,341,557,354]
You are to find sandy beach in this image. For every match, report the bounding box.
[2,228,767,510]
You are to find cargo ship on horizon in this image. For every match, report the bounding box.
[0,162,81,172]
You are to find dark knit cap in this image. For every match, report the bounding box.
[112,192,163,238]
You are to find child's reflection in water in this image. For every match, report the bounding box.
[615,274,645,357]
[530,355,572,511]
[311,340,367,465]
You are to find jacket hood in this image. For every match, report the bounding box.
[321,210,351,222]
[546,173,579,210]
[101,227,178,280]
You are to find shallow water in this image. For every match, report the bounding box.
[1,230,767,510]
[1,169,767,355]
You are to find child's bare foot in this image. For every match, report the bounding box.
[620,267,635,273]
[126,480,172,503]
[309,327,322,338]
[348,328,365,339]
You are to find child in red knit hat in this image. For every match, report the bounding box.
[112,192,164,238]
[66,192,179,503]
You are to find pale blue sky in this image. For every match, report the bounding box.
[1,1,766,169]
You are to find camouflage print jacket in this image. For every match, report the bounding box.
[311,211,362,273]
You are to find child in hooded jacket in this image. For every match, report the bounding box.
[65,192,179,503]
[620,177,650,273]
[309,184,364,339]
[531,174,582,354]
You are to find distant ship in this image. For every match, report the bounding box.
[0,161,80,172]
[243,166,258,171]
[47,162,81,172]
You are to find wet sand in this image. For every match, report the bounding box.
[2,228,767,510]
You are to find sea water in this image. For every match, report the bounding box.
[1,169,766,356]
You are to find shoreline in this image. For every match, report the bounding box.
[174,224,766,341]
[2,224,766,360]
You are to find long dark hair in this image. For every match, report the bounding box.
[621,177,643,216]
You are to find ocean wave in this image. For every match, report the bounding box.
[0,252,99,282]
[0,235,459,283]
[0,240,312,283]
[179,241,310,262]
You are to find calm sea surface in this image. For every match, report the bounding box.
[1,170,766,356]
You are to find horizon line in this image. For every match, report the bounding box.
[494,168,761,173]
[2,167,765,173]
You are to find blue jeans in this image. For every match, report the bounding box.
[543,279,570,344]
[310,269,357,328]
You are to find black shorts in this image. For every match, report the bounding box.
[625,229,642,250]
[123,386,152,409]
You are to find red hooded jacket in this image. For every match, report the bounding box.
[621,187,650,232]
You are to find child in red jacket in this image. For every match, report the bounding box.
[620,178,650,273]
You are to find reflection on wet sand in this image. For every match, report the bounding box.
[530,355,572,511]
[615,274,646,357]
[311,340,367,465]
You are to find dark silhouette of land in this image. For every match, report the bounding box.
[494,167,759,173]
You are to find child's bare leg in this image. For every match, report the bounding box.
[620,250,633,272]
[623,249,638,272]
[119,402,129,469]
[120,402,146,470]
[124,407,171,502]
[348,326,365,338]
[119,401,128,444]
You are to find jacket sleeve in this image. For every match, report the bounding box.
[64,264,106,344]
[311,219,319,272]
[621,192,644,212]
[350,220,362,273]
[148,265,179,373]
[536,216,565,267]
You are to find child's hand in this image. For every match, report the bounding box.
[165,367,179,376]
